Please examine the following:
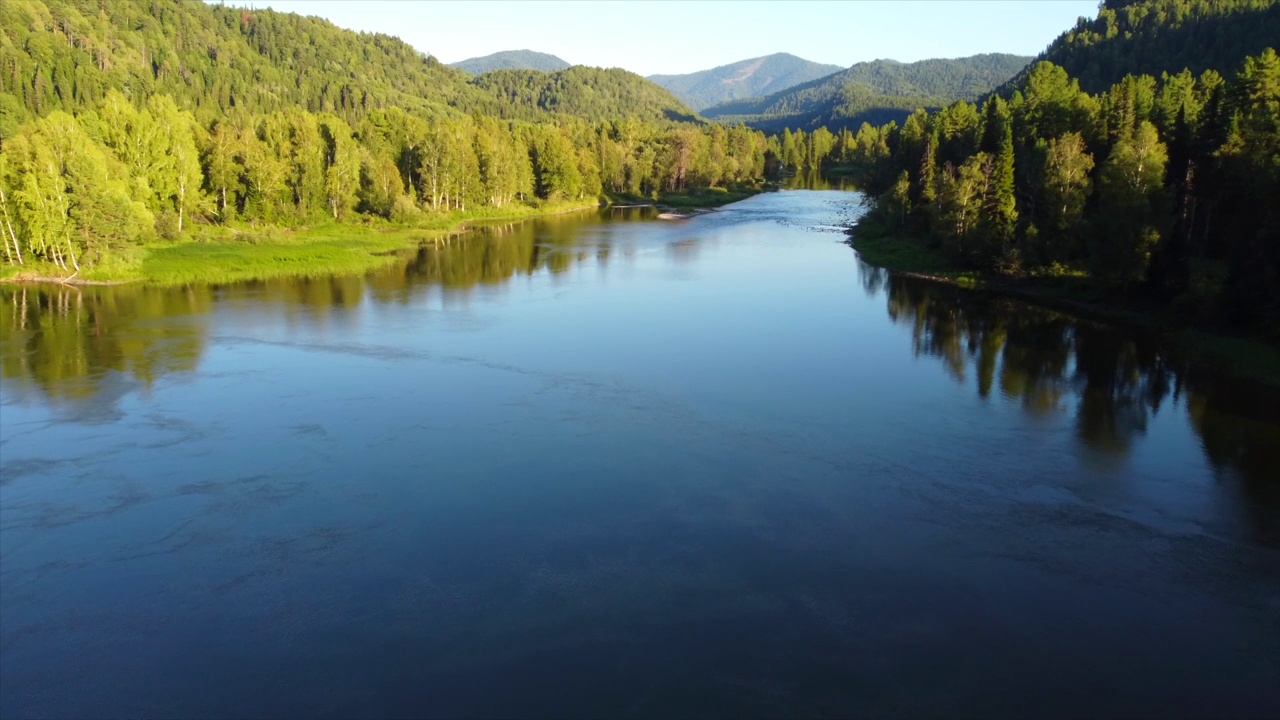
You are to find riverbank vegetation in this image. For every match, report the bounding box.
[0,96,773,283]
[833,0,1280,343]
[0,0,783,284]
[847,45,1280,340]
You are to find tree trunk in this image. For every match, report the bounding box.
[0,186,23,265]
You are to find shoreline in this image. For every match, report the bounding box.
[845,229,1280,389]
[0,186,766,289]
[0,201,603,289]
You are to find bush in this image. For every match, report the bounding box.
[155,210,181,240]
[390,195,423,223]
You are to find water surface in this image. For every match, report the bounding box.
[2,191,1278,718]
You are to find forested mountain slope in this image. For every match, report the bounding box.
[649,53,842,111]
[0,0,496,130]
[999,0,1280,94]
[0,0,768,280]
[470,67,700,124]
[450,50,570,75]
[0,0,694,135]
[703,54,1031,132]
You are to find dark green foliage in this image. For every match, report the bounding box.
[1000,0,1280,95]
[703,54,1033,132]
[450,50,571,75]
[0,0,485,125]
[470,67,700,124]
[852,47,1280,337]
[0,0,694,128]
[649,53,843,112]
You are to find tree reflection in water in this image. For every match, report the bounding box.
[863,259,1279,542]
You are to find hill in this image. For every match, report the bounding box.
[450,50,571,75]
[469,67,700,124]
[0,0,495,128]
[0,0,694,132]
[648,53,842,111]
[1000,0,1280,94]
[703,54,1032,132]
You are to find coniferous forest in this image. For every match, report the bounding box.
[848,0,1280,338]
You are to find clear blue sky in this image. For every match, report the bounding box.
[218,1,1100,76]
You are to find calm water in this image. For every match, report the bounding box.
[2,190,1278,718]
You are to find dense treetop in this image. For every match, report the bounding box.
[468,66,700,124]
[702,54,1032,132]
[649,53,843,111]
[1000,0,1280,94]
[847,49,1280,336]
[0,0,694,134]
[450,50,571,75]
[0,0,489,130]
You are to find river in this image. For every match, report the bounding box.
[2,190,1278,718]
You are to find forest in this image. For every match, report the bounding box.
[0,0,780,279]
[703,54,1033,133]
[1,0,1278,342]
[850,49,1280,336]
[0,94,773,274]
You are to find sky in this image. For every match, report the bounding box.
[218,1,1101,76]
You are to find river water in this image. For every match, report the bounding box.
[1,190,1278,718]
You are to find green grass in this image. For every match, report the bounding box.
[137,228,419,285]
[0,200,602,287]
[604,183,763,211]
[847,231,983,287]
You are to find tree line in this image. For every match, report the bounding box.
[851,50,1280,336]
[0,91,773,272]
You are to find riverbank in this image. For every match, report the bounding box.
[603,183,762,213]
[0,186,768,288]
[0,200,608,288]
[847,228,1280,389]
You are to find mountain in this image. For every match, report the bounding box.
[450,50,571,75]
[470,67,699,124]
[703,53,1033,132]
[0,0,693,130]
[648,53,843,111]
[999,0,1280,94]
[0,0,493,127]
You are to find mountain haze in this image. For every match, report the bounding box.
[649,53,843,111]
[450,50,571,75]
[704,53,1033,131]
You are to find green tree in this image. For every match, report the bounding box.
[1092,121,1170,289]
[1038,132,1095,263]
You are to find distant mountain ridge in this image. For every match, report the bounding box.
[703,53,1033,132]
[648,53,843,111]
[450,50,571,75]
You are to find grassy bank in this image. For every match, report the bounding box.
[847,224,1280,388]
[604,182,764,211]
[0,200,600,287]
